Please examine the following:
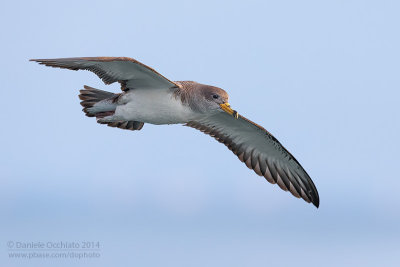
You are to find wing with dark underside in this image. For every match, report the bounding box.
[30,57,178,90]
[185,113,319,207]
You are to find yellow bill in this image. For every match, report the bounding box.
[220,103,239,119]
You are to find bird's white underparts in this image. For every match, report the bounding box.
[31,57,320,208]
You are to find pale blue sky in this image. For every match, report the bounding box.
[1,0,400,266]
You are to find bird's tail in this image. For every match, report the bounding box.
[78,85,144,131]
[79,85,118,117]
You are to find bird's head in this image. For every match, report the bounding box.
[196,84,238,118]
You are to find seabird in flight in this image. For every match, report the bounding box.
[31,57,320,207]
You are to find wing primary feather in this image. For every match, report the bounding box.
[263,162,277,184]
[184,106,319,207]
[30,57,178,90]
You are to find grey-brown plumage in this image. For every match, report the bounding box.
[31,56,320,208]
[185,116,318,205]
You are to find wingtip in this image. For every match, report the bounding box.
[312,198,320,208]
[30,58,51,62]
[312,187,320,208]
[30,59,44,63]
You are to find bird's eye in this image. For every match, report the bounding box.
[212,94,219,99]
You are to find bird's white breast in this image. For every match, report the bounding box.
[115,89,198,125]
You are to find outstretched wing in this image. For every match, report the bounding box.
[30,57,178,90]
[185,112,319,207]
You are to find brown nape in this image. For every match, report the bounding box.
[172,81,197,105]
